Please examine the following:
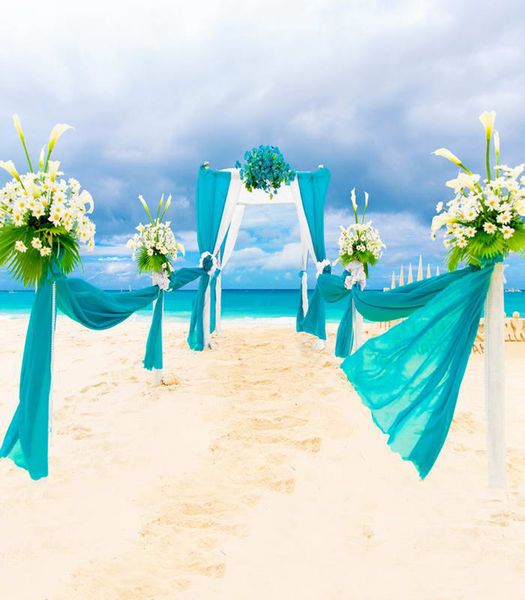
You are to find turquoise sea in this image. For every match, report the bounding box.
[0,289,524,321]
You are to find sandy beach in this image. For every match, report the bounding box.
[0,317,524,600]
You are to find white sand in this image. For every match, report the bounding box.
[0,318,524,599]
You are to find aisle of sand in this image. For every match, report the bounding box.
[0,317,524,599]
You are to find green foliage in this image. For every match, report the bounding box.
[136,246,169,274]
[447,219,525,269]
[340,250,377,276]
[0,223,81,287]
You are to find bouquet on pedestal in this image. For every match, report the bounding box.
[432,110,525,269]
[336,189,385,287]
[127,194,185,290]
[0,115,95,286]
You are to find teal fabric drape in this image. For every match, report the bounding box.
[0,280,55,480]
[341,264,493,478]
[144,292,164,370]
[295,168,331,338]
[1,277,165,480]
[315,267,479,358]
[56,277,159,328]
[187,166,231,351]
[144,267,205,370]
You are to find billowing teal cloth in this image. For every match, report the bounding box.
[296,168,331,336]
[1,277,165,480]
[316,267,480,358]
[56,277,159,329]
[187,166,231,351]
[341,264,494,478]
[0,281,55,480]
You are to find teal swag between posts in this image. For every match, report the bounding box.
[0,267,204,480]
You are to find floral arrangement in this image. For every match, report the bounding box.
[336,188,385,276]
[0,115,96,286]
[127,194,185,282]
[432,111,525,269]
[235,145,296,197]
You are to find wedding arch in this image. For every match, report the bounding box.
[186,164,332,350]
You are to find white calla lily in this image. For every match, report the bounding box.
[48,160,61,181]
[350,188,357,210]
[47,123,73,154]
[12,114,24,139]
[79,190,94,214]
[432,148,463,167]
[494,130,500,157]
[0,160,22,182]
[479,110,496,139]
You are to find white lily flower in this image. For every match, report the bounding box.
[39,147,45,170]
[432,147,464,167]
[350,188,357,211]
[48,160,61,181]
[445,172,480,193]
[0,160,21,181]
[78,190,94,214]
[364,191,369,209]
[479,110,496,139]
[47,123,73,154]
[494,130,500,159]
[12,114,24,140]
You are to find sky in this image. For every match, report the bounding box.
[0,0,524,290]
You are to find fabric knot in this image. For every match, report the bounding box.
[315,259,332,278]
[152,270,171,292]
[344,260,367,290]
[199,252,218,276]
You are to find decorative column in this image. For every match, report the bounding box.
[484,262,507,488]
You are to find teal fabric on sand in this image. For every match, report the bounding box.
[187,166,231,351]
[1,277,165,480]
[144,292,164,370]
[336,264,494,478]
[295,168,331,337]
[0,280,55,480]
[143,267,205,370]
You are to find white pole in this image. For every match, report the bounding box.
[203,285,211,349]
[484,262,507,488]
[352,301,365,352]
[49,282,56,435]
[215,271,222,334]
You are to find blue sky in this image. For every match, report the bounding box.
[1,0,524,289]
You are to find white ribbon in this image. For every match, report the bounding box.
[344,260,367,290]
[315,258,331,278]
[152,269,171,291]
[199,251,218,276]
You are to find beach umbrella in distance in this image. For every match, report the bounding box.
[436,265,441,276]
[426,264,432,278]
[407,263,414,284]
[399,265,405,286]
[417,255,424,281]
[390,271,396,289]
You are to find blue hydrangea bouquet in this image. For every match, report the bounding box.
[236,145,296,198]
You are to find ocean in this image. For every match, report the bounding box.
[0,289,524,321]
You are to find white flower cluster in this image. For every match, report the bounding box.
[127,221,184,269]
[338,222,385,262]
[431,165,525,250]
[0,168,96,255]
